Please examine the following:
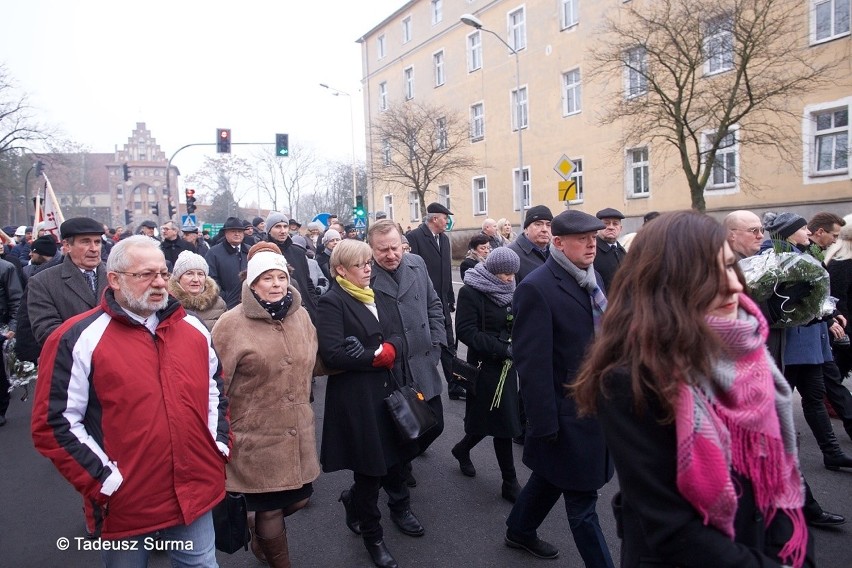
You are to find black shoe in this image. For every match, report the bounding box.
[338,489,361,535]
[824,451,852,470]
[364,539,398,568]
[451,443,476,477]
[512,434,524,445]
[389,508,425,537]
[505,531,559,559]
[807,510,846,527]
[0,415,6,427]
[501,479,522,503]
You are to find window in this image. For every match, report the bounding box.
[704,15,734,75]
[384,195,395,220]
[437,117,448,150]
[705,130,738,189]
[89,195,97,205]
[404,66,414,100]
[382,139,391,166]
[508,8,527,51]
[562,68,581,115]
[439,184,450,211]
[813,107,849,174]
[812,0,851,43]
[379,82,388,111]
[470,102,485,141]
[468,31,482,72]
[512,86,528,131]
[431,0,443,25]
[561,0,579,30]
[434,50,445,87]
[377,34,386,59]
[409,191,421,221]
[402,16,412,43]
[569,159,584,203]
[624,47,648,98]
[473,177,488,214]
[627,147,650,196]
[513,167,531,210]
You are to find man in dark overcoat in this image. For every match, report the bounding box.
[406,203,460,398]
[506,210,615,567]
[508,205,553,284]
[593,207,627,293]
[206,217,250,309]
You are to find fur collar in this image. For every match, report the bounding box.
[168,276,222,311]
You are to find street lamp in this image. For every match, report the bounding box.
[461,13,526,232]
[319,83,359,211]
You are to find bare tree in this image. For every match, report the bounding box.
[303,159,368,222]
[0,64,53,157]
[185,155,252,221]
[371,101,477,217]
[589,0,846,211]
[255,143,318,218]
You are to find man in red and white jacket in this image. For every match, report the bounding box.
[32,235,230,567]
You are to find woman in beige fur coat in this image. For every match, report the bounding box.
[168,251,226,330]
[212,242,321,568]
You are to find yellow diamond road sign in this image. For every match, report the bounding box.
[554,155,576,180]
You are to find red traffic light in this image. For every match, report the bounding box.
[216,128,231,153]
[185,189,195,197]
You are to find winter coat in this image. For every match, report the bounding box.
[455,285,521,438]
[406,223,455,309]
[0,259,22,331]
[508,232,548,284]
[212,283,321,495]
[168,276,227,331]
[316,249,332,282]
[594,236,627,293]
[206,241,250,309]
[160,237,193,268]
[31,291,229,539]
[267,236,319,322]
[828,257,851,335]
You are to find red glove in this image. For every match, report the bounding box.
[372,342,396,369]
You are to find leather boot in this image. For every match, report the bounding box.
[248,512,268,564]
[339,489,361,535]
[364,539,398,568]
[501,479,522,503]
[256,529,291,568]
[824,450,852,471]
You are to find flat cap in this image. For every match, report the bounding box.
[60,217,105,239]
[427,202,453,216]
[181,224,199,233]
[551,210,605,236]
[139,220,157,229]
[524,205,553,229]
[596,207,625,220]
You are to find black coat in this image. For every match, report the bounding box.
[512,256,613,490]
[599,368,814,568]
[160,237,193,268]
[406,223,455,308]
[316,249,332,282]
[507,232,548,284]
[206,241,250,309]
[267,236,318,322]
[455,285,520,438]
[317,285,416,477]
[593,236,626,293]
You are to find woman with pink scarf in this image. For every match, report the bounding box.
[574,211,813,567]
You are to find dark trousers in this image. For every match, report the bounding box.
[456,434,516,480]
[0,338,9,416]
[823,359,852,439]
[785,363,841,454]
[389,396,444,508]
[835,345,851,381]
[353,463,408,542]
[506,471,614,568]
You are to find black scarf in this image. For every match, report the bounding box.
[252,290,294,320]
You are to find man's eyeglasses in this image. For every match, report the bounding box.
[352,260,374,270]
[732,226,764,236]
[115,271,171,282]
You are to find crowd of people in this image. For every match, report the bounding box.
[1,201,850,568]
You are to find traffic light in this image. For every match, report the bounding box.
[185,189,197,214]
[216,128,231,153]
[151,202,160,216]
[125,209,133,224]
[168,201,177,218]
[35,160,45,177]
[275,133,289,157]
[354,195,366,219]
[122,163,131,181]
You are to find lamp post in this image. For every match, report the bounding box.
[319,83,359,210]
[461,13,526,232]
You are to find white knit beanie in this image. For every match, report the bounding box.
[247,250,289,286]
[172,251,209,281]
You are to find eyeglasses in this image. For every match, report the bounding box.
[115,271,171,282]
[352,259,374,269]
[733,226,764,236]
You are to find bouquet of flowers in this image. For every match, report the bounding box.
[1,326,38,400]
[738,252,832,327]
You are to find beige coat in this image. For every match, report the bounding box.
[212,282,321,494]
[168,276,227,331]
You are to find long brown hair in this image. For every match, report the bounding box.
[573,211,734,422]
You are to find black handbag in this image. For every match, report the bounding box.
[385,380,439,442]
[450,356,480,396]
[212,492,250,554]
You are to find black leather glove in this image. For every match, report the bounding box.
[343,336,365,358]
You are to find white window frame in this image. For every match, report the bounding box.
[470,102,485,141]
[383,194,395,220]
[437,116,448,151]
[439,184,450,211]
[379,82,388,111]
[810,0,851,44]
[433,50,445,87]
[404,66,415,100]
[803,98,850,182]
[431,0,443,25]
[703,15,734,75]
[377,34,386,59]
[409,190,421,221]
[704,128,740,193]
[508,7,527,52]
[511,86,529,131]
[473,176,488,215]
[561,0,579,30]
[467,31,482,72]
[512,166,531,211]
[626,146,650,198]
[624,46,648,98]
[562,68,581,116]
[382,139,391,167]
[568,158,584,204]
[402,16,412,44]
